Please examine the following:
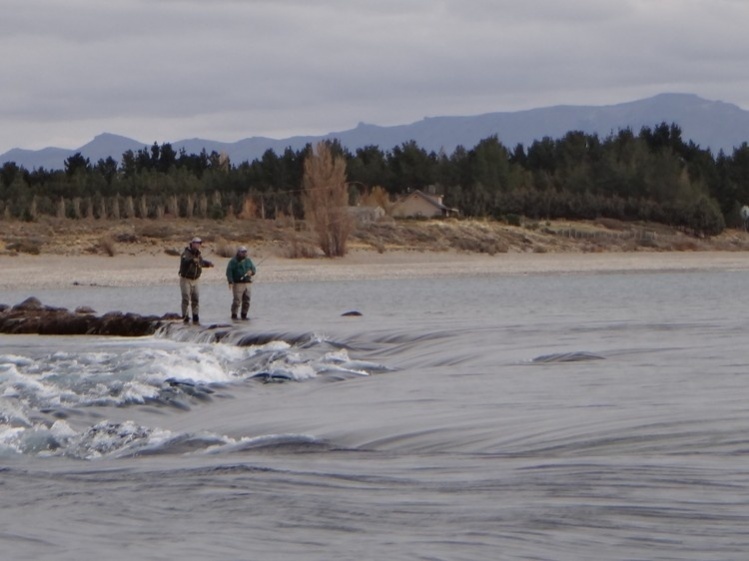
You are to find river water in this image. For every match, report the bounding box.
[2,269,749,560]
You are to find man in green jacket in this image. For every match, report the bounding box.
[225,246,256,320]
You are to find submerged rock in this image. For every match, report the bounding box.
[532,351,605,363]
[0,298,181,337]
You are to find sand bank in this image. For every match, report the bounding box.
[2,250,749,292]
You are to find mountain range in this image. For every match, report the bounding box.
[3,93,749,171]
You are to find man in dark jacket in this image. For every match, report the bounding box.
[225,246,256,320]
[179,237,213,324]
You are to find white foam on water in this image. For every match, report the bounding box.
[0,396,31,427]
[0,331,392,459]
[322,349,350,363]
[0,354,35,367]
[120,380,162,404]
[140,347,233,385]
[50,419,77,439]
[0,426,25,454]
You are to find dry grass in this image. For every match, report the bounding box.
[136,222,178,239]
[4,237,43,255]
[3,215,749,258]
[594,217,630,231]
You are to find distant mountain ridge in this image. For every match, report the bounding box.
[3,93,749,171]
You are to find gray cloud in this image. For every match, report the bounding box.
[2,0,749,152]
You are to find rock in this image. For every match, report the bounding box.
[12,297,43,311]
[0,298,180,337]
[75,306,97,315]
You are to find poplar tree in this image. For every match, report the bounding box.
[302,142,352,257]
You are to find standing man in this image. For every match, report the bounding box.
[226,246,256,320]
[179,237,213,325]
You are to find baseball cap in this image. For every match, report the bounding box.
[238,246,247,253]
[191,237,202,244]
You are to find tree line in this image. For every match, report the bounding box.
[2,122,749,236]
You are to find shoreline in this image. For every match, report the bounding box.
[2,249,749,292]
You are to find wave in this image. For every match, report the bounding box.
[0,325,392,458]
[156,322,338,347]
[1,417,330,460]
[1,330,389,402]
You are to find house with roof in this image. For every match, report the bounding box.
[391,190,457,218]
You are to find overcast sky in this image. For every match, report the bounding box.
[2,0,748,154]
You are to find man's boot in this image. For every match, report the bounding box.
[192,315,199,325]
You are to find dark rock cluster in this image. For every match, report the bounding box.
[0,297,181,336]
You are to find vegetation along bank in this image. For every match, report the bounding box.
[3,121,749,252]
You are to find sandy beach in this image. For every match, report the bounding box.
[2,249,749,292]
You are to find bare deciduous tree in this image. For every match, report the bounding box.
[124,196,135,218]
[138,195,148,218]
[72,197,82,219]
[111,195,120,220]
[302,142,352,257]
[239,196,258,220]
[167,195,179,217]
[361,185,393,215]
[29,196,38,221]
[185,193,195,219]
[197,194,208,218]
[84,197,94,219]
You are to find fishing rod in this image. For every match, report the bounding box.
[253,255,270,268]
[239,253,269,283]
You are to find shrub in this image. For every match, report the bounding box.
[214,239,235,258]
[98,235,117,256]
[369,239,386,253]
[504,214,522,226]
[284,239,320,258]
[6,238,42,254]
[683,196,725,237]
[114,232,138,243]
[209,204,225,220]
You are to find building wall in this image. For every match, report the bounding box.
[348,205,386,225]
[392,194,443,218]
